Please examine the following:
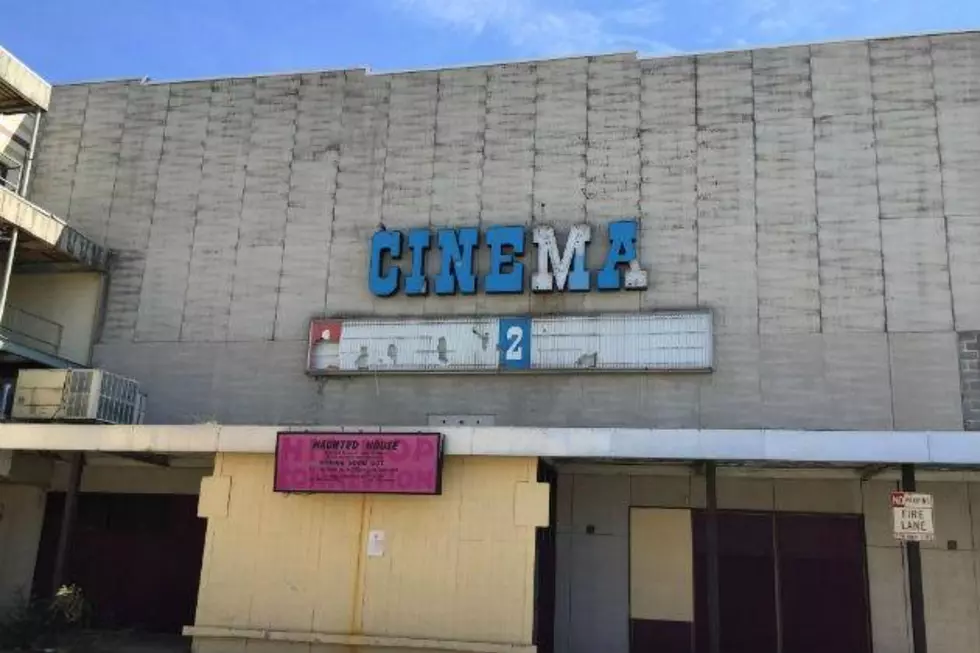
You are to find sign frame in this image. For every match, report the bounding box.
[305,310,714,376]
[273,431,445,496]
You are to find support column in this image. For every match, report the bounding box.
[0,226,18,325]
[51,453,84,596]
[705,461,721,653]
[902,463,928,653]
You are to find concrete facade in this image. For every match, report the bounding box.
[554,467,980,653]
[25,32,980,431]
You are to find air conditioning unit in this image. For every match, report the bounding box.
[12,368,146,424]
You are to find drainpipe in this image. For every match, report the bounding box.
[17,110,41,196]
[51,452,85,596]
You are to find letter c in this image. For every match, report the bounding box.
[369,230,402,297]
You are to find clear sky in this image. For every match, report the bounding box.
[3,0,978,83]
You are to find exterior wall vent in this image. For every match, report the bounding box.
[11,368,146,424]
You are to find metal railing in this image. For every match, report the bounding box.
[0,305,63,355]
[0,150,22,193]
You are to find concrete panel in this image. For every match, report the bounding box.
[93,341,219,423]
[933,34,980,219]
[866,546,911,653]
[182,78,255,342]
[773,478,861,513]
[380,72,437,230]
[135,81,212,342]
[937,103,980,219]
[696,52,757,334]
[29,84,89,217]
[630,474,693,508]
[326,73,388,316]
[754,47,819,334]
[917,481,973,551]
[584,54,640,221]
[948,215,980,331]
[889,333,963,431]
[102,83,170,343]
[67,81,130,246]
[699,333,763,429]
[570,474,629,536]
[691,477,774,510]
[811,41,873,117]
[529,57,588,317]
[480,62,535,225]
[873,109,944,221]
[823,333,894,430]
[752,333,891,430]
[759,334,827,428]
[638,57,697,310]
[567,533,629,653]
[870,37,936,112]
[430,68,486,227]
[813,111,884,332]
[922,550,980,653]
[227,76,299,342]
[880,218,953,332]
[582,55,641,314]
[930,33,980,106]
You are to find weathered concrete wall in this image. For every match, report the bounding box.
[28,33,980,429]
[554,468,980,653]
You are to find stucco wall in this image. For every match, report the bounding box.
[554,468,980,653]
[27,33,980,429]
[7,271,101,364]
[191,454,546,650]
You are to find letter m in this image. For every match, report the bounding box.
[531,224,591,292]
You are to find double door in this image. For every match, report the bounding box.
[630,509,872,653]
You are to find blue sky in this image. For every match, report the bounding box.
[2,0,978,83]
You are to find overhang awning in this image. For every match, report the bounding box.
[0,186,108,271]
[0,47,51,114]
[1,425,980,467]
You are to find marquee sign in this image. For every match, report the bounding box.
[369,220,647,297]
[307,311,713,375]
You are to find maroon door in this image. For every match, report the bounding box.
[691,510,871,653]
[33,492,207,634]
[776,514,872,653]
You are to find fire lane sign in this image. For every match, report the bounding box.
[891,491,935,542]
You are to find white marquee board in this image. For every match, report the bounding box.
[307,312,713,375]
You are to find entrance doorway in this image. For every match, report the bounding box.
[33,492,206,634]
[630,509,872,653]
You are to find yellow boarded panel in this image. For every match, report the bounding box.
[198,476,231,519]
[629,508,694,622]
[194,454,538,646]
[514,482,550,528]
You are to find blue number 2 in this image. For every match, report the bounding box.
[498,317,531,370]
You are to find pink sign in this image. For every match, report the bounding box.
[274,432,443,495]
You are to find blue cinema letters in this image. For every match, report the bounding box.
[367,220,647,297]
